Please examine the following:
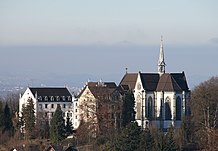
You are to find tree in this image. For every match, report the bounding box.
[122,90,135,127]
[4,92,19,116]
[164,126,178,151]
[191,76,218,150]
[139,128,155,151]
[50,104,65,143]
[0,100,3,128]
[115,122,142,151]
[22,98,36,139]
[65,116,73,136]
[34,112,49,139]
[2,103,14,135]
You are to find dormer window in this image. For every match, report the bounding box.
[44,96,48,101]
[62,96,65,101]
[38,96,42,101]
[67,96,71,101]
[50,96,54,101]
[56,96,60,101]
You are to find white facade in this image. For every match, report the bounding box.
[120,38,190,131]
[19,87,78,129]
[134,73,190,130]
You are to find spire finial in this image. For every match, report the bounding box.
[125,67,128,74]
[158,36,166,75]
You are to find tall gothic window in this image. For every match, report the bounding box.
[147,96,153,119]
[176,96,182,120]
[165,97,172,120]
[136,95,141,120]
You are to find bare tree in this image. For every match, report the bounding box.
[191,76,218,150]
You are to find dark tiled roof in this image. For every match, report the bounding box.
[119,72,189,92]
[140,73,160,91]
[78,82,118,98]
[119,73,138,90]
[171,72,189,91]
[89,86,116,98]
[156,72,189,91]
[29,87,71,96]
[29,87,72,102]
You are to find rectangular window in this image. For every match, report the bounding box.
[75,109,77,112]
[63,104,66,108]
[51,104,54,108]
[39,104,42,109]
[45,104,48,108]
[75,115,77,119]
[111,113,114,119]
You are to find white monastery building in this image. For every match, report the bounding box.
[19,87,77,128]
[120,37,190,131]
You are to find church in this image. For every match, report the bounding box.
[119,38,190,131]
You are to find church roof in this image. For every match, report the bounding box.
[156,72,189,91]
[120,72,189,92]
[140,73,160,91]
[119,73,138,90]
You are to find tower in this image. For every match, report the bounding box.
[158,36,166,75]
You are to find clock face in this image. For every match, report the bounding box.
[137,83,141,90]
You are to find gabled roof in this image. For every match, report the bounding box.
[78,82,119,99]
[119,72,189,92]
[140,73,160,91]
[156,72,189,91]
[29,87,72,96]
[119,73,138,90]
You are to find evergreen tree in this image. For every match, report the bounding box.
[2,103,14,135]
[164,126,178,151]
[65,116,73,136]
[122,90,135,127]
[22,98,36,138]
[50,104,65,143]
[116,122,142,151]
[140,128,155,150]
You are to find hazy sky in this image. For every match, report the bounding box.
[0,0,218,88]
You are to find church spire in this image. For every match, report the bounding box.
[158,36,166,75]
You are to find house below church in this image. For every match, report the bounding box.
[19,87,76,128]
[77,81,123,134]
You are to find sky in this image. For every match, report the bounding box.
[0,0,218,89]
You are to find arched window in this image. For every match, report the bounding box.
[176,96,182,120]
[165,97,172,120]
[147,97,153,119]
[136,95,141,120]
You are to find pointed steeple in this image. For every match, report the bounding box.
[158,36,166,75]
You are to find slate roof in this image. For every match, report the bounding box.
[120,72,189,92]
[29,87,72,102]
[29,87,72,96]
[119,73,138,90]
[78,82,119,98]
[140,73,160,91]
